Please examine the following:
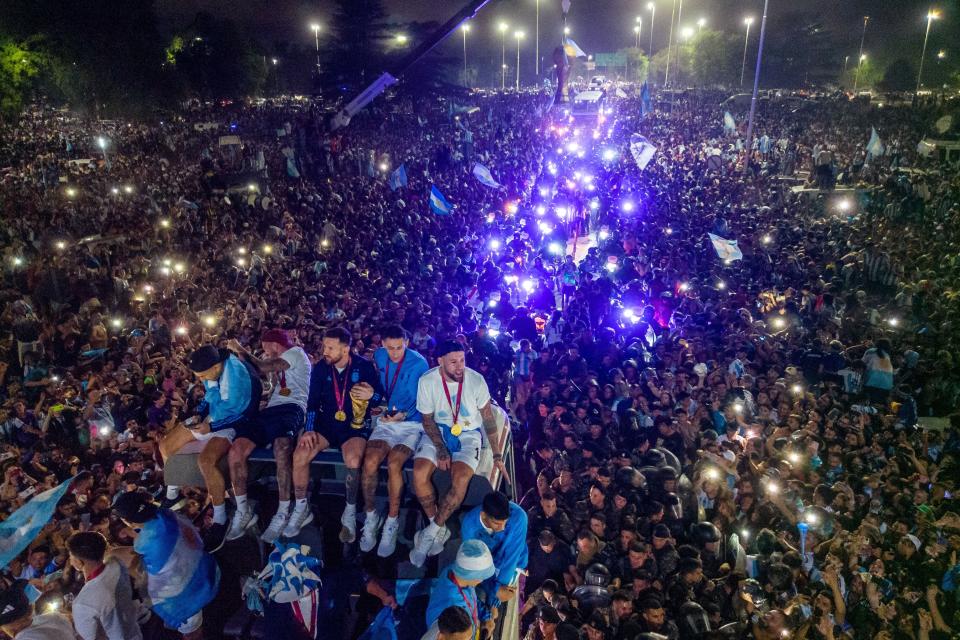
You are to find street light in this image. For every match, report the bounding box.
[396,34,408,45]
[741,17,754,87]
[681,26,694,40]
[917,9,941,94]
[514,30,525,92]
[647,2,656,53]
[498,22,509,90]
[563,26,570,36]
[461,23,470,86]
[938,49,947,59]
[634,25,641,47]
[310,23,321,72]
[697,17,706,31]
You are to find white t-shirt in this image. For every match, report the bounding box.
[71,560,144,640]
[416,367,491,432]
[267,346,311,410]
[13,613,76,640]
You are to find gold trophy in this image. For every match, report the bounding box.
[350,395,369,430]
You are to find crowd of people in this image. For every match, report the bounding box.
[0,79,958,640]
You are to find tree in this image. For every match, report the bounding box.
[687,30,740,87]
[0,37,46,118]
[840,58,882,91]
[615,47,649,84]
[326,0,391,84]
[879,58,917,92]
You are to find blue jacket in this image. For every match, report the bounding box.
[373,347,429,421]
[425,566,489,636]
[203,353,260,431]
[460,502,529,609]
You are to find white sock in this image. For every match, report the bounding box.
[425,519,440,534]
[166,486,180,500]
[295,498,308,510]
[366,510,377,519]
[385,515,398,525]
[278,500,291,513]
[343,502,356,515]
[213,503,227,525]
[235,494,248,513]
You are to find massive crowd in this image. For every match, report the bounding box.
[0,81,958,640]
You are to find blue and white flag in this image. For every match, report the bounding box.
[389,164,408,191]
[708,233,743,262]
[136,509,220,629]
[563,37,588,58]
[472,163,501,189]
[866,127,885,157]
[629,134,657,171]
[0,477,74,569]
[640,82,652,116]
[428,185,454,215]
[723,111,737,134]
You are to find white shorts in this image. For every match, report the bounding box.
[177,611,203,634]
[190,428,236,443]
[369,420,422,451]
[414,429,483,472]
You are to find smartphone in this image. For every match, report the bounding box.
[43,570,63,585]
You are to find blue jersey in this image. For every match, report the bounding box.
[373,347,429,421]
[460,502,529,609]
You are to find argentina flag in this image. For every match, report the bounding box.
[428,185,454,215]
[389,164,408,191]
[866,127,884,157]
[640,82,652,117]
[472,163,501,189]
[136,509,220,629]
[0,477,74,569]
[708,233,743,262]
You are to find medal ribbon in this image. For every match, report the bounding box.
[331,359,351,415]
[384,353,405,407]
[450,572,479,640]
[440,373,463,427]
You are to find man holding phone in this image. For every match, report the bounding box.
[358,325,429,556]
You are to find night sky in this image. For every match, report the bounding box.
[160,0,957,71]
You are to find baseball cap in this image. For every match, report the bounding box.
[188,345,227,373]
[112,490,159,524]
[653,524,671,539]
[261,328,293,348]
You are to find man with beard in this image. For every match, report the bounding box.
[283,327,382,541]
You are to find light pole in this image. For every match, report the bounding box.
[740,17,754,87]
[855,16,868,80]
[916,9,940,94]
[664,0,677,85]
[514,30,525,91]
[461,23,470,86]
[635,16,643,48]
[634,25,641,48]
[744,0,769,156]
[647,2,656,53]
[854,53,867,92]
[310,23,321,73]
[498,22,509,90]
[535,0,540,78]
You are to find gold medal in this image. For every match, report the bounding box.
[279,387,291,396]
[451,423,462,437]
[335,410,347,422]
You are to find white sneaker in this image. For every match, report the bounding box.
[409,527,437,568]
[428,525,451,557]
[225,506,258,541]
[377,517,400,558]
[359,511,381,553]
[261,508,290,544]
[339,504,358,543]
[282,507,314,538]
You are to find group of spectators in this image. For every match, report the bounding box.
[0,81,958,640]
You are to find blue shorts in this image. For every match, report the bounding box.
[234,404,304,447]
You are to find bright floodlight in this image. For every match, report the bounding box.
[681,26,694,39]
[621,201,634,212]
[602,148,617,161]
[490,239,501,250]
[647,2,654,9]
[548,242,563,255]
[396,34,408,44]
[745,16,754,26]
[462,23,470,32]
[698,18,707,27]
[310,23,320,32]
[514,30,525,39]
[928,9,941,20]
[498,22,509,32]
[634,25,640,33]
[564,26,571,35]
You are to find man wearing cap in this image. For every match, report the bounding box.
[409,341,507,567]
[112,491,220,640]
[423,539,496,640]
[359,325,430,557]
[223,329,311,544]
[523,606,561,640]
[284,327,383,541]
[158,343,262,551]
[0,581,75,640]
[461,492,529,611]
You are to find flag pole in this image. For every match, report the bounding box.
[744,0,769,160]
